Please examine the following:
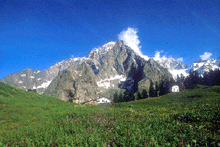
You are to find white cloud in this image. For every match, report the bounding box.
[117,28,186,62]
[153,51,184,63]
[153,51,167,62]
[177,57,183,62]
[154,51,161,61]
[118,27,148,59]
[200,52,212,60]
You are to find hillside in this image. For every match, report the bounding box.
[0,82,220,146]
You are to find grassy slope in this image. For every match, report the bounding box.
[0,82,220,146]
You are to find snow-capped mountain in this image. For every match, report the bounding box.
[44,41,172,102]
[1,40,219,102]
[155,57,189,80]
[190,58,220,74]
[157,57,220,80]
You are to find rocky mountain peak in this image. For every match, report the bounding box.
[87,42,116,60]
[44,41,172,102]
[0,41,176,103]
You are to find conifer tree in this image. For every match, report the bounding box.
[159,80,165,95]
[113,91,119,103]
[142,89,148,98]
[149,81,154,97]
[137,92,142,100]
[119,90,124,102]
[129,91,135,101]
[155,81,159,96]
[176,74,185,91]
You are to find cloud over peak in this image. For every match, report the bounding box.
[200,52,212,60]
[177,57,183,62]
[118,27,149,59]
[153,51,184,63]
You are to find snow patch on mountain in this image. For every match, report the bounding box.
[21,74,26,77]
[97,75,126,89]
[37,80,52,89]
[169,69,189,80]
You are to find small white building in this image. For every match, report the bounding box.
[171,85,179,92]
[97,97,111,104]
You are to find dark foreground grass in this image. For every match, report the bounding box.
[0,82,220,146]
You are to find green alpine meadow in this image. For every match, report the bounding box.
[0,82,219,146]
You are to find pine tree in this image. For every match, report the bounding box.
[124,92,130,102]
[142,89,148,99]
[149,81,154,97]
[119,91,124,102]
[137,92,142,100]
[155,81,159,97]
[113,92,119,103]
[159,80,165,95]
[176,74,185,91]
[214,69,220,85]
[129,91,135,101]
[184,70,200,89]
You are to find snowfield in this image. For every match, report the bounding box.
[37,81,52,89]
[96,75,126,89]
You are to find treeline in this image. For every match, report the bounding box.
[113,69,220,103]
[113,78,176,103]
[28,89,37,93]
[184,69,220,89]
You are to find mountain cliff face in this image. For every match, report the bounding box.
[44,62,99,102]
[45,41,172,102]
[138,58,172,92]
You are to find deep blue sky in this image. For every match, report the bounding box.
[0,0,219,78]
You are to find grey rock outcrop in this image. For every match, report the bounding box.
[45,62,99,102]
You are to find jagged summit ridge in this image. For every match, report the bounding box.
[88,42,116,60]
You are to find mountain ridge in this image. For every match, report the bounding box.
[1,41,219,102]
